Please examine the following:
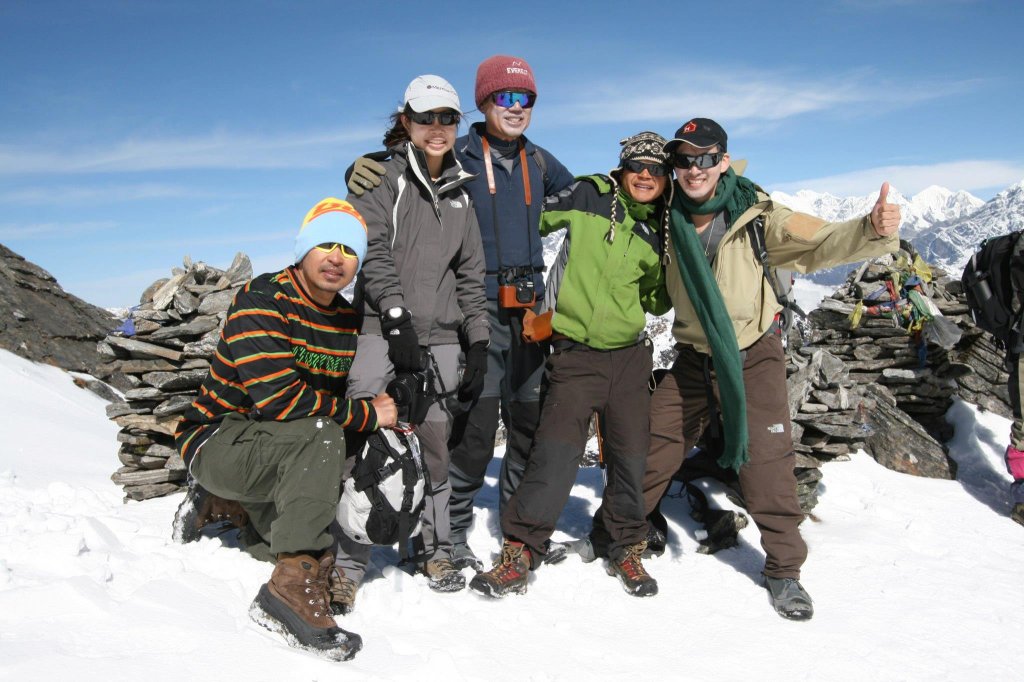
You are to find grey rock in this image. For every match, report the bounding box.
[104,335,183,362]
[146,315,219,340]
[141,369,207,391]
[153,395,195,417]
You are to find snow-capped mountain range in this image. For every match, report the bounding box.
[772,180,1024,284]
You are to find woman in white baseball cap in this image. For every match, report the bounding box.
[329,75,489,608]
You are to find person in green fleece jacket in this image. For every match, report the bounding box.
[470,131,672,599]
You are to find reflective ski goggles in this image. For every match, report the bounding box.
[672,151,724,170]
[622,160,670,177]
[406,110,461,126]
[490,91,535,109]
[314,242,359,259]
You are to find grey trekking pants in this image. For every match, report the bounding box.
[332,335,461,583]
[190,411,346,556]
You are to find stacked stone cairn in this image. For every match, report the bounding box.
[100,254,252,501]
[786,244,1010,513]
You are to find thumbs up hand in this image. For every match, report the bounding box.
[870,181,900,237]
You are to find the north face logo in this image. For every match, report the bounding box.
[449,199,463,208]
[683,121,698,133]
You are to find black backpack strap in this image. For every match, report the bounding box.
[746,216,806,318]
[529,147,550,189]
[397,452,418,561]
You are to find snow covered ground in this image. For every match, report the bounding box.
[1,347,1022,681]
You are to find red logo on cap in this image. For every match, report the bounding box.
[683,121,698,133]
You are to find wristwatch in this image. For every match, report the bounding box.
[385,306,404,320]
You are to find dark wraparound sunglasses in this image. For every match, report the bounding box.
[672,152,724,170]
[407,110,461,126]
[623,160,670,177]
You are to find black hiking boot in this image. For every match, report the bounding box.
[765,576,814,621]
[171,482,248,544]
[451,543,484,572]
[542,540,568,565]
[469,540,532,598]
[606,541,658,597]
[695,509,749,555]
[422,558,466,593]
[249,553,362,661]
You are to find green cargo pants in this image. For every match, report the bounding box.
[190,412,347,556]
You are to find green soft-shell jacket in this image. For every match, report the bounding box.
[539,174,670,350]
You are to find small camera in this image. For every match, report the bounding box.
[386,360,438,425]
[497,267,537,309]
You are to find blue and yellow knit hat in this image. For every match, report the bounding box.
[294,198,369,271]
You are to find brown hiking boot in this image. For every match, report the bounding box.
[328,566,357,615]
[422,557,466,593]
[172,482,249,543]
[606,541,658,597]
[468,540,532,598]
[249,552,362,661]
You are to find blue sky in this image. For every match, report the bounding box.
[2,0,1022,308]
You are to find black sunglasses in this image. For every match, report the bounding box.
[672,151,724,170]
[623,160,669,177]
[406,110,461,126]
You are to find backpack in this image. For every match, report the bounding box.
[960,230,1024,352]
[335,428,426,560]
[747,216,805,336]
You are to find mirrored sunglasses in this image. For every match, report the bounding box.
[314,242,358,259]
[672,152,724,170]
[491,91,535,109]
[407,110,461,126]
[623,160,670,177]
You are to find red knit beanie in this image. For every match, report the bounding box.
[474,55,537,108]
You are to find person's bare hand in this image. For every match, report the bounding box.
[371,391,397,429]
[870,181,901,237]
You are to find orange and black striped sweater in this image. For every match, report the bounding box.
[174,267,377,466]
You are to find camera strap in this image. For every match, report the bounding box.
[481,136,536,277]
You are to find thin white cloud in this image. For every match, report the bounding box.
[0,220,118,240]
[542,66,979,127]
[0,183,204,204]
[770,159,1024,196]
[0,126,380,175]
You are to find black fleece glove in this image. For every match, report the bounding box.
[380,307,424,371]
[458,341,488,402]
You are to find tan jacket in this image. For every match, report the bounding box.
[667,193,899,353]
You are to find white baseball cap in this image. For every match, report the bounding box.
[402,74,462,114]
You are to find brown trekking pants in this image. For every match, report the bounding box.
[645,333,807,578]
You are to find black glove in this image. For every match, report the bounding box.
[380,307,424,371]
[346,156,386,196]
[457,341,488,402]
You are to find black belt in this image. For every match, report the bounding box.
[552,336,650,353]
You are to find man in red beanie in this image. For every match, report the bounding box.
[348,55,575,573]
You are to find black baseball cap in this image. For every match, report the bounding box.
[663,118,728,153]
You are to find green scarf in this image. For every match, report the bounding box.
[618,188,657,222]
[668,168,759,471]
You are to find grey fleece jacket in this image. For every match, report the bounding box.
[348,142,489,348]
